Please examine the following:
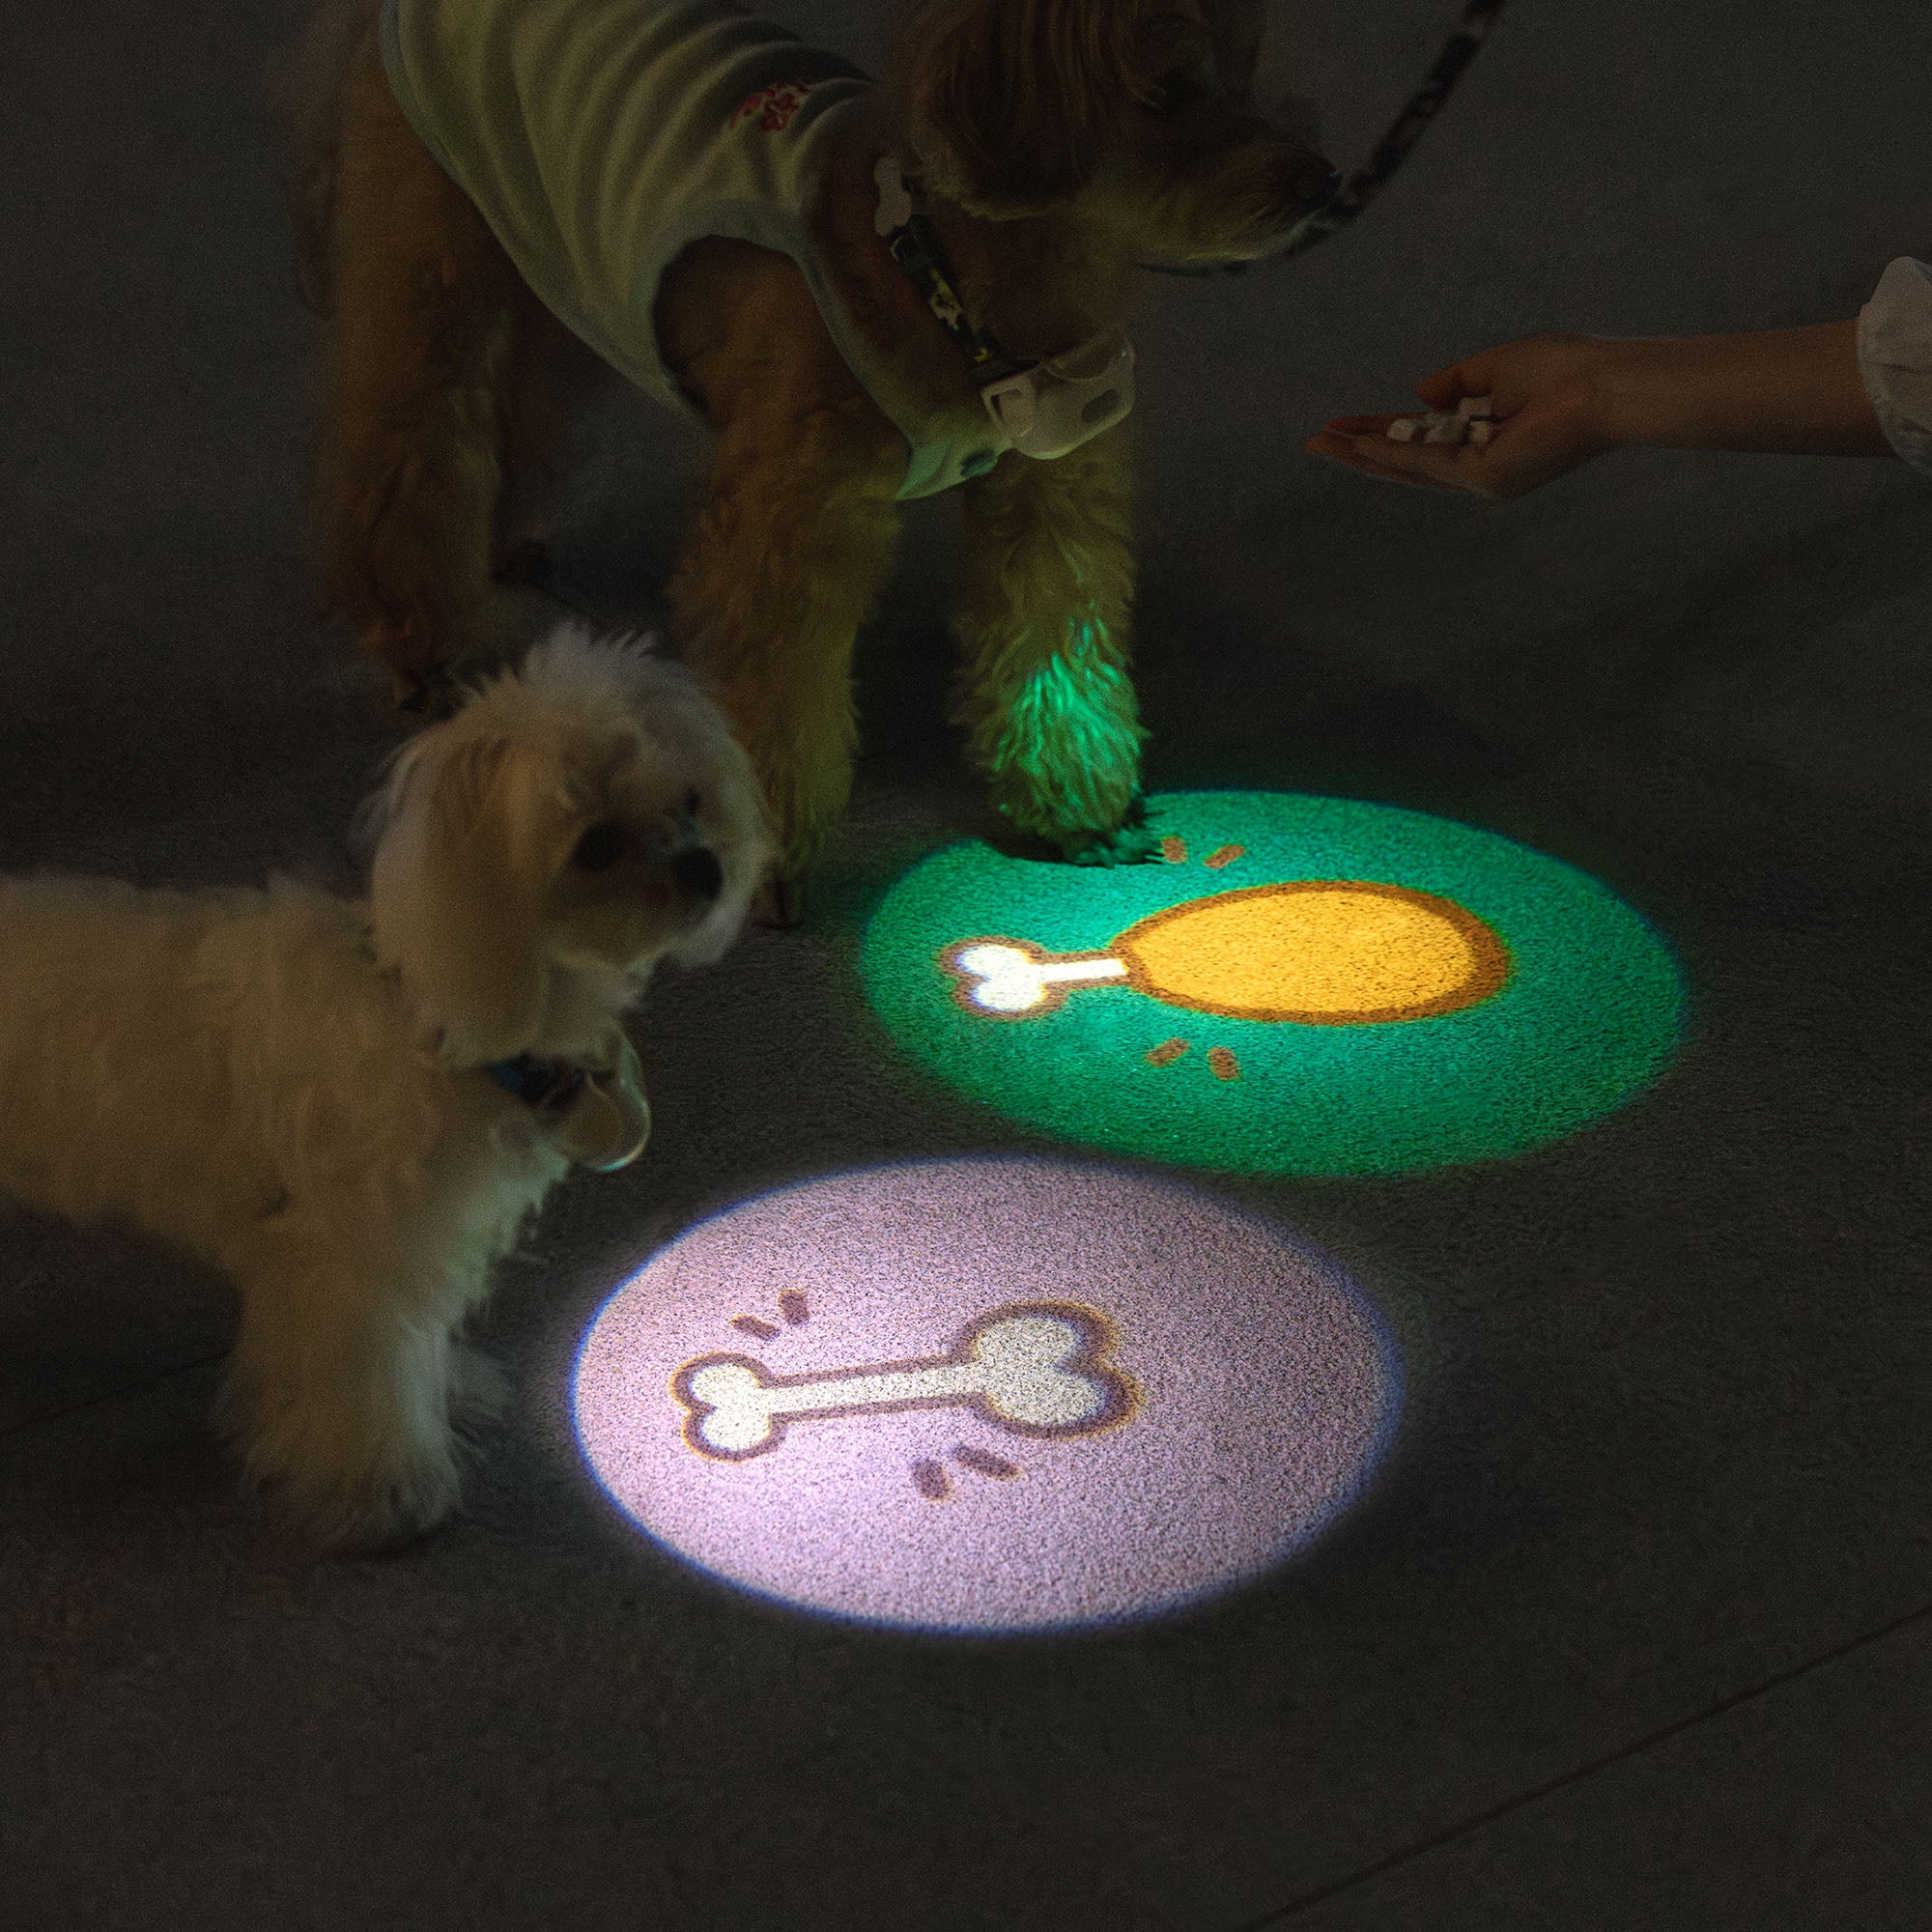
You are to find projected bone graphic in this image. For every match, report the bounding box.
[944,879,1510,1027]
[672,1301,1137,1462]
[571,1157,1402,1632]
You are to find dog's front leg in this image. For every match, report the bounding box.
[670,408,903,913]
[310,34,528,705]
[953,425,1156,865]
[219,1231,472,1554]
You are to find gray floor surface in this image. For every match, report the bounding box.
[4,1,1931,1927]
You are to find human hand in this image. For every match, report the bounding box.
[1306,333,1626,497]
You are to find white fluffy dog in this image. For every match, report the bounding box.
[0,624,770,1552]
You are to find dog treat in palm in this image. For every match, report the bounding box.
[1383,395,1498,448]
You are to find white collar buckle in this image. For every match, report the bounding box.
[980,330,1136,461]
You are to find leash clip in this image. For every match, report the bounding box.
[556,1037,652,1174]
[980,330,1135,461]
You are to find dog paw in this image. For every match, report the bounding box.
[325,1505,453,1559]
[390,663,462,718]
[1061,817,1163,868]
[490,534,552,586]
[310,1463,466,1558]
[233,1420,466,1557]
[752,874,806,928]
[448,1345,511,1436]
[356,619,458,716]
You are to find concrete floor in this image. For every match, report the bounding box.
[4,1,1930,1926]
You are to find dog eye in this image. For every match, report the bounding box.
[570,820,625,872]
[1142,67,1199,119]
[684,788,702,818]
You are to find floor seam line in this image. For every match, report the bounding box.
[1,1349,229,1440]
[1233,1593,1932,1928]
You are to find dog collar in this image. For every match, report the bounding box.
[873,156,1030,384]
[486,1054,588,1114]
[873,157,1135,463]
[484,1042,652,1174]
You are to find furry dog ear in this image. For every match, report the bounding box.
[893,0,1144,213]
[615,655,774,972]
[366,725,554,1067]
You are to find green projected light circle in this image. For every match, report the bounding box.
[861,793,1685,1176]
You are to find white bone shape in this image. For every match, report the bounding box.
[671,1300,1137,1463]
[946,941,1127,1014]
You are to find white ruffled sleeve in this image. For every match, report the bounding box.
[1858,256,1932,476]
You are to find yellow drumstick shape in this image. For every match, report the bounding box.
[942,881,1510,1026]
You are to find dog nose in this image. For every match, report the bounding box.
[671,845,724,901]
[1292,158,1344,213]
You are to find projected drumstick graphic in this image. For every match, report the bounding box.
[671,1300,1138,1463]
[864,798,1685,1175]
[942,874,1513,1049]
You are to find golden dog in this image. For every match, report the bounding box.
[283,0,1336,908]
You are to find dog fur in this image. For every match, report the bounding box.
[280,0,1334,897]
[0,625,770,1551]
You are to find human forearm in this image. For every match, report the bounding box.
[1592,321,1890,458]
[1307,316,1894,496]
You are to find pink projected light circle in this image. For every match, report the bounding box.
[572,1159,1402,1633]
